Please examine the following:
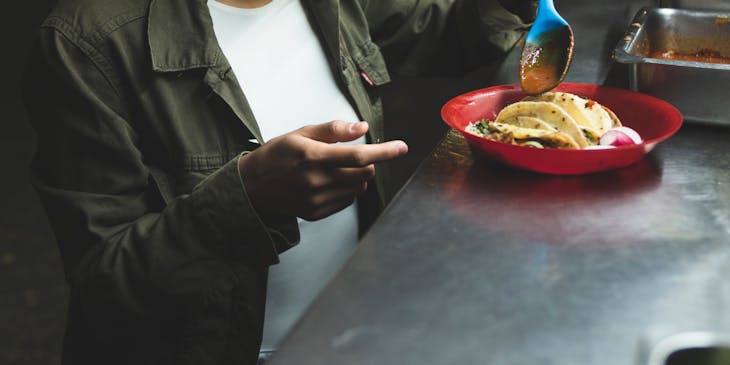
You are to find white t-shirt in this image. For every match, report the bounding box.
[207,0,364,351]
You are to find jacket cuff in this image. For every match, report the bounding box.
[191,155,299,266]
[236,152,300,255]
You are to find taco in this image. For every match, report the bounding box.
[466,120,580,149]
[466,92,622,150]
[523,92,618,134]
[494,101,589,148]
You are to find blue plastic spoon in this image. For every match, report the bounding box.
[519,0,574,95]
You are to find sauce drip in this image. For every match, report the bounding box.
[520,26,574,95]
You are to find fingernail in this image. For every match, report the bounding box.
[350,121,366,133]
[397,141,408,154]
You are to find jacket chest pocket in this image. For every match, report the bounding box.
[347,40,391,89]
[341,40,391,142]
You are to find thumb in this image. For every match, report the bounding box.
[298,121,368,143]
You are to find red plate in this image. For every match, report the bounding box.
[440,82,683,174]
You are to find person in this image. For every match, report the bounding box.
[22,0,536,364]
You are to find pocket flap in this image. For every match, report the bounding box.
[352,42,391,86]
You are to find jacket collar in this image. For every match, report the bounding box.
[148,0,222,72]
[148,0,340,73]
[302,0,341,67]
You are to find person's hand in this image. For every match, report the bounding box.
[238,121,408,221]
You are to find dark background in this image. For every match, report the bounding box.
[1,2,479,364]
[2,1,68,364]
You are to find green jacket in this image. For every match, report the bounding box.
[23,0,532,363]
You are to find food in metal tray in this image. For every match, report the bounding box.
[465,92,640,149]
[650,49,730,65]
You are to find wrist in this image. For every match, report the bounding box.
[236,151,260,210]
[235,151,281,219]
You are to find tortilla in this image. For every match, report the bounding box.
[601,105,622,128]
[495,101,589,148]
[580,126,602,145]
[467,91,623,150]
[509,116,555,131]
[524,92,615,134]
[490,122,580,149]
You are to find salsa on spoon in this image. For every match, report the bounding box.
[520,0,574,95]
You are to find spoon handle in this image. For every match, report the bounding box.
[537,0,557,18]
[529,0,569,40]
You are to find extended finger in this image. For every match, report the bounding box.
[302,181,367,210]
[313,140,408,167]
[302,165,376,191]
[301,187,365,221]
[298,120,369,144]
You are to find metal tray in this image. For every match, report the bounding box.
[614,7,730,124]
[659,0,730,11]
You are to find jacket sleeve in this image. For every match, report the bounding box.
[363,0,537,76]
[22,26,294,355]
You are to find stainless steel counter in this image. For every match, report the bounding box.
[268,1,730,364]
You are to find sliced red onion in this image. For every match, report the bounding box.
[599,127,643,147]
